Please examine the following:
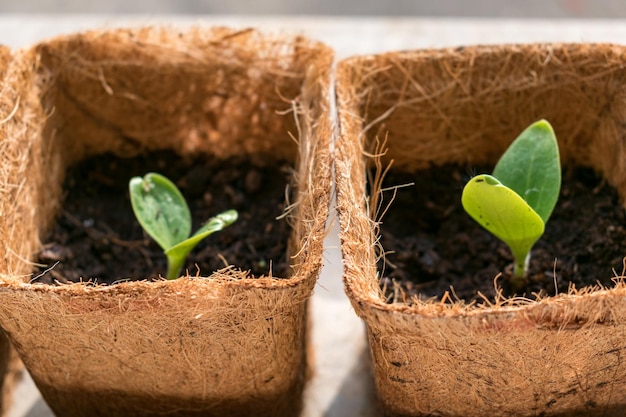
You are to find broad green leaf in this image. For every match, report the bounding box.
[493,119,561,223]
[462,174,544,275]
[129,173,191,252]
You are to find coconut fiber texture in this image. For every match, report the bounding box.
[0,26,332,416]
[0,44,24,417]
[336,43,626,417]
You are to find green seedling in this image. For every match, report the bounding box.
[129,173,237,280]
[461,120,561,284]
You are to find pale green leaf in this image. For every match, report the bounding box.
[462,174,544,273]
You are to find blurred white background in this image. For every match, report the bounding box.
[1,0,626,17]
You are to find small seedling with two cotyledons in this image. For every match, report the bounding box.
[129,173,237,280]
[461,119,561,288]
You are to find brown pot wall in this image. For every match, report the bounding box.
[335,43,626,416]
[0,27,332,417]
[0,44,25,417]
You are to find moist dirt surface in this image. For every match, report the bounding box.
[33,152,292,285]
[378,165,626,304]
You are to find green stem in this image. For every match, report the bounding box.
[166,253,185,280]
[510,253,529,289]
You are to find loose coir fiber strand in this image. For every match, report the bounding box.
[336,43,626,417]
[0,26,332,417]
[0,44,24,417]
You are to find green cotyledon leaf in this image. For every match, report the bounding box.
[493,119,561,224]
[129,172,191,252]
[461,174,544,276]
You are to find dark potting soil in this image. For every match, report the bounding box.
[378,165,626,304]
[32,152,292,285]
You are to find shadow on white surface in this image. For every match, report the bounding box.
[322,347,381,417]
[24,399,52,417]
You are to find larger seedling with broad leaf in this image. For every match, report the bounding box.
[461,120,561,287]
[129,173,238,280]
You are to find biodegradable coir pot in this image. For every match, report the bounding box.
[0,26,332,416]
[0,44,25,417]
[336,43,626,417]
